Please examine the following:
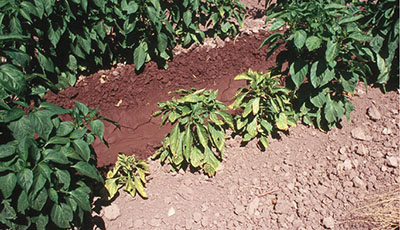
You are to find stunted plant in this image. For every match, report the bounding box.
[105,153,149,200]
[152,89,234,177]
[231,69,297,149]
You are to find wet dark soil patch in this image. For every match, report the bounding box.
[46,31,279,167]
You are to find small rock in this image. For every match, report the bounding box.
[353,176,365,188]
[339,146,347,154]
[103,203,120,221]
[248,197,260,215]
[382,128,392,135]
[322,216,335,229]
[193,212,202,223]
[367,105,381,121]
[386,156,399,168]
[351,127,372,141]
[168,207,176,217]
[343,159,352,170]
[381,165,388,172]
[355,144,368,156]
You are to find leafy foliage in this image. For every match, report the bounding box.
[0,0,246,87]
[261,0,372,130]
[359,0,399,88]
[165,0,246,47]
[231,69,297,149]
[152,89,234,177]
[105,153,149,200]
[0,101,106,229]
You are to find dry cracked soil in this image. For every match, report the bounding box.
[46,1,400,229]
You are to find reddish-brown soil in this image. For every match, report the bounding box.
[46,31,279,167]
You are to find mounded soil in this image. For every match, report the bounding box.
[46,1,400,229]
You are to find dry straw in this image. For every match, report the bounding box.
[347,187,400,230]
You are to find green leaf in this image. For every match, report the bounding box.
[338,15,363,25]
[17,190,29,213]
[183,11,192,27]
[46,136,69,146]
[44,150,70,164]
[70,188,91,212]
[89,120,104,141]
[29,110,54,141]
[324,99,345,123]
[196,123,208,149]
[72,162,101,182]
[0,143,16,158]
[1,199,16,220]
[348,32,371,42]
[294,30,307,49]
[259,136,269,149]
[74,101,89,116]
[325,40,338,62]
[169,125,180,155]
[17,168,33,192]
[276,113,289,130]
[289,60,308,88]
[305,36,321,51]
[0,64,26,96]
[0,173,17,198]
[134,41,147,70]
[183,128,193,161]
[30,188,48,211]
[127,1,139,14]
[51,203,73,228]
[269,19,286,31]
[54,169,70,189]
[310,90,327,108]
[72,139,91,162]
[56,121,74,136]
[37,51,55,72]
[39,102,69,114]
[69,128,87,139]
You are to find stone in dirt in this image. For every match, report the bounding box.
[322,216,335,229]
[103,203,121,221]
[386,156,399,168]
[355,144,368,156]
[351,127,372,141]
[168,207,176,216]
[352,176,365,188]
[367,105,381,121]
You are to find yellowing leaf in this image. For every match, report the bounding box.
[252,97,260,115]
[134,175,148,198]
[276,113,289,130]
[105,178,119,200]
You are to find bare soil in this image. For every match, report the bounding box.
[46,1,400,229]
